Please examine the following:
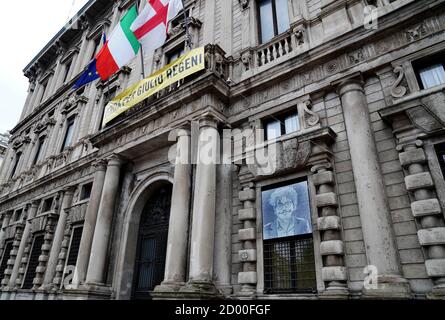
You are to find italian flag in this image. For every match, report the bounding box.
[96,5,140,81]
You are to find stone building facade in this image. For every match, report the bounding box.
[0,133,9,170]
[0,0,445,300]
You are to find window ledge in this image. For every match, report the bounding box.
[393,83,445,106]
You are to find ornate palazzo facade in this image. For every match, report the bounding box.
[0,0,445,300]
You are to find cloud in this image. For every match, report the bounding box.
[0,0,89,133]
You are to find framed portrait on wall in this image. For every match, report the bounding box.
[262,180,312,240]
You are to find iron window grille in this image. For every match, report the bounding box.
[0,240,13,283]
[435,143,445,179]
[22,234,45,289]
[263,234,317,294]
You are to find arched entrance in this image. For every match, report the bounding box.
[132,183,172,300]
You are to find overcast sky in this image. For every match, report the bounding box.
[0,0,89,134]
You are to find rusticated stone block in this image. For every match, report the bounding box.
[322,266,348,281]
[316,193,338,208]
[418,227,445,246]
[320,240,344,255]
[42,244,52,251]
[239,228,256,241]
[238,272,257,284]
[399,148,426,167]
[313,171,335,186]
[317,216,341,231]
[411,199,442,217]
[239,249,257,262]
[239,208,256,221]
[425,259,445,277]
[36,266,46,273]
[405,172,434,191]
[38,255,48,263]
[239,189,255,202]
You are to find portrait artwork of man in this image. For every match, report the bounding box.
[262,181,312,240]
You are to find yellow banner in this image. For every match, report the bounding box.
[102,47,205,127]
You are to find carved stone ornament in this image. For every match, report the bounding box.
[239,0,249,10]
[390,66,407,98]
[241,51,252,71]
[34,114,56,133]
[293,26,306,46]
[349,49,364,65]
[406,23,427,42]
[12,135,31,150]
[303,100,321,127]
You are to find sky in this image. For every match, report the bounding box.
[0,0,89,134]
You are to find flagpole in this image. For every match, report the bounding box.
[137,0,146,79]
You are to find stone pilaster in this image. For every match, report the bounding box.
[14,204,38,290]
[155,128,192,294]
[312,161,348,297]
[33,198,60,289]
[237,167,258,295]
[52,218,73,290]
[0,212,12,254]
[42,188,75,290]
[338,78,410,298]
[72,159,107,287]
[85,154,122,286]
[1,221,25,290]
[397,139,445,299]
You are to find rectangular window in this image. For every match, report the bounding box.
[264,111,300,140]
[435,143,445,179]
[62,227,83,287]
[33,136,46,165]
[12,209,23,222]
[167,46,185,64]
[262,180,317,293]
[63,60,73,84]
[10,152,22,178]
[61,116,75,151]
[22,234,45,289]
[257,0,290,44]
[0,240,13,283]
[413,52,445,90]
[42,197,54,213]
[80,183,93,201]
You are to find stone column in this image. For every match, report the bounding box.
[41,188,75,290]
[338,79,410,297]
[85,155,122,285]
[7,202,38,288]
[182,116,219,295]
[156,129,192,292]
[72,160,107,287]
[72,24,91,77]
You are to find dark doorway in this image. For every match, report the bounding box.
[132,184,172,300]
